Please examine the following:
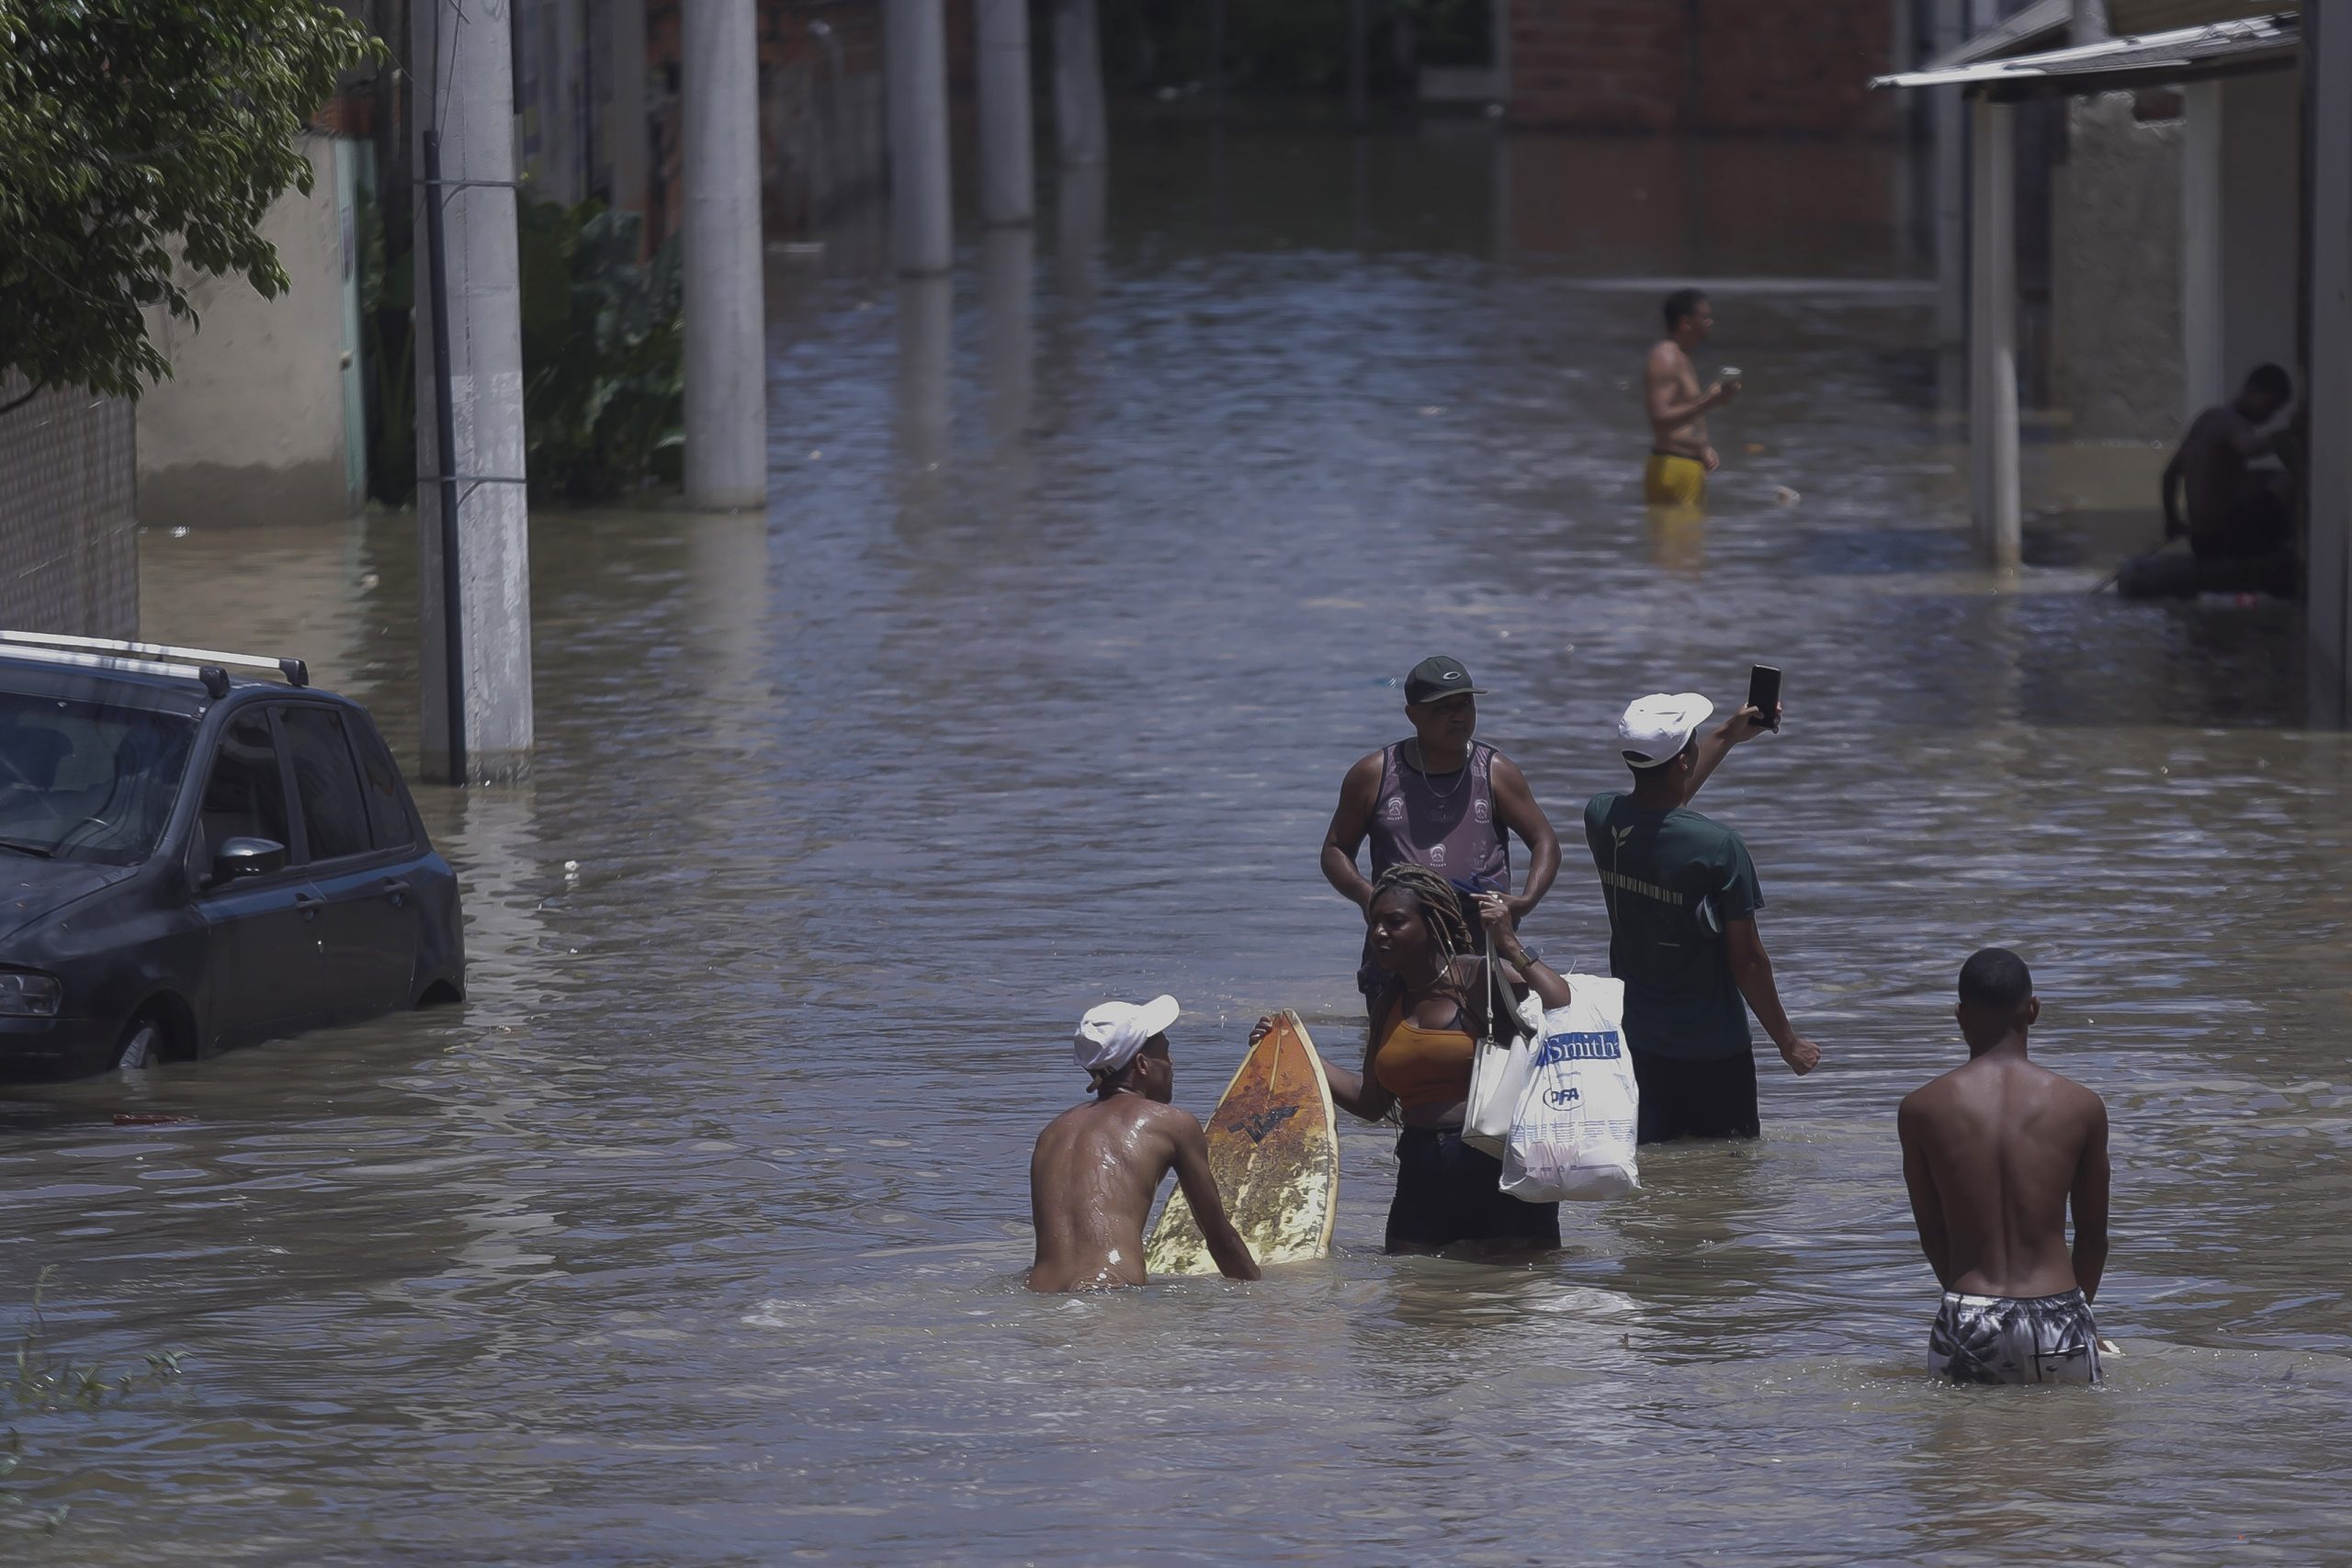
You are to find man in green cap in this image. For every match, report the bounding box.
[1321,655,1561,999]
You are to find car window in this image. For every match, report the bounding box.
[199,710,290,862]
[350,718,415,851]
[279,705,371,863]
[0,687,196,865]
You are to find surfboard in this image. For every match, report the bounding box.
[1143,1010,1340,1277]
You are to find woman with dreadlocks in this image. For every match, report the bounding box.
[1257,863,1574,1254]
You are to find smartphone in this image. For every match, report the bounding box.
[1747,664,1782,732]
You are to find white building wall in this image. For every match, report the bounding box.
[137,135,356,528]
[2218,68,2299,396]
[2052,93,2183,441]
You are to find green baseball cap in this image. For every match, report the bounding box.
[1404,655,1487,705]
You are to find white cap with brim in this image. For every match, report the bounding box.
[1073,994,1181,1077]
[1618,692,1714,768]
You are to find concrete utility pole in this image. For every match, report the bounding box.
[683,0,769,510]
[412,0,533,784]
[2070,0,2109,45]
[2309,4,2352,723]
[886,0,954,272]
[1968,95,2020,571]
[1055,0,1109,167]
[976,0,1035,225]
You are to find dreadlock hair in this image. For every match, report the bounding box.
[1365,863,1541,1047]
[1372,863,1474,965]
[1367,863,1486,1028]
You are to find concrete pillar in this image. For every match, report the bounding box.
[1931,0,1966,344]
[411,0,533,784]
[2180,81,2223,418]
[2070,0,2109,45]
[682,0,769,510]
[1969,95,2020,571]
[2309,4,2352,723]
[1054,0,1109,167]
[977,0,1035,225]
[886,0,954,273]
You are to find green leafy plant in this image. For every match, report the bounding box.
[4,1269,185,1532]
[516,196,684,502]
[0,0,379,412]
[356,175,416,505]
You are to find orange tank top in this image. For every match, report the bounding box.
[1373,998,1477,1109]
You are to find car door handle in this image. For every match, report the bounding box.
[293,891,325,919]
[380,878,411,906]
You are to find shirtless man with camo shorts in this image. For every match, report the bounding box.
[1899,949,2112,1385]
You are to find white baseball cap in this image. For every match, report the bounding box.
[1072,994,1181,1077]
[1618,692,1713,768]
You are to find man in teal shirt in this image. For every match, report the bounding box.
[1584,691,1822,1142]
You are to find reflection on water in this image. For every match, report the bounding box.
[5,126,2348,1563]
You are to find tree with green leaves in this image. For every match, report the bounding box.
[0,1,377,414]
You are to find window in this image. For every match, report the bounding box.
[199,711,289,863]
[0,688,195,865]
[279,706,370,863]
[349,719,414,851]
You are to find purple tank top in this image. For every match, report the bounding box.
[1368,741,1511,892]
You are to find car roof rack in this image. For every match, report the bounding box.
[0,640,236,698]
[0,630,308,691]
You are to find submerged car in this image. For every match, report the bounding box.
[0,631,464,1078]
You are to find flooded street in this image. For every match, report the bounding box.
[7,129,2351,1563]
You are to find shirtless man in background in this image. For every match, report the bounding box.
[1898,949,2110,1385]
[1027,995,1261,1292]
[1644,288,1739,508]
[2161,363,2297,561]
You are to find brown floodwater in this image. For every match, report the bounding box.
[6,128,2350,1564]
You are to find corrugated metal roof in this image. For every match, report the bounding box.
[2110,0,2297,33]
[1922,0,2069,73]
[1872,13,2299,95]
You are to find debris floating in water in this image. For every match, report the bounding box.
[1774,486,1801,506]
[1746,442,1768,455]
[170,526,190,538]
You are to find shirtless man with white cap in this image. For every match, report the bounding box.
[1584,690,1821,1143]
[1027,995,1261,1292]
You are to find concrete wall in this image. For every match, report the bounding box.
[137,135,355,528]
[1509,0,1895,135]
[2052,93,2182,440]
[2218,69,2299,400]
[0,378,138,638]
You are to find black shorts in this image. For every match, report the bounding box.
[1385,1128,1561,1254]
[1630,1047,1758,1144]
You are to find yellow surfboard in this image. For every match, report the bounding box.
[1144,1010,1340,1277]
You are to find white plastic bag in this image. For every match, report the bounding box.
[1462,971,1545,1158]
[1499,976,1640,1201]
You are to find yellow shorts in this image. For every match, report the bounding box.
[1644,450,1707,506]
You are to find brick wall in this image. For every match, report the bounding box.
[645,0,894,240]
[1510,0,1895,136]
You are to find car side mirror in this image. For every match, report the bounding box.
[212,836,288,884]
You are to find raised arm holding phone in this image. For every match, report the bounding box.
[1583,682,1823,1145]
